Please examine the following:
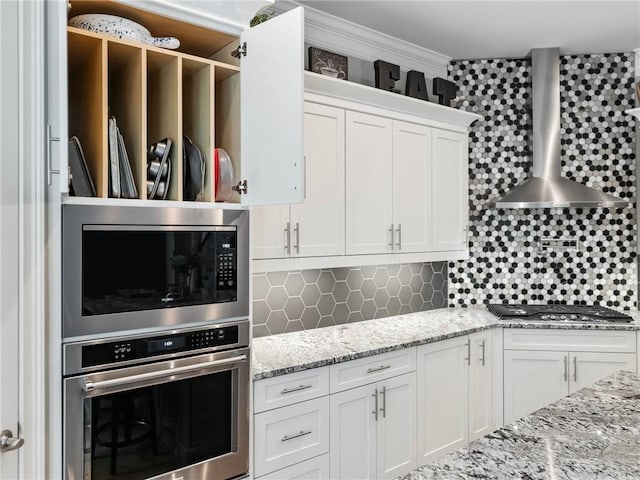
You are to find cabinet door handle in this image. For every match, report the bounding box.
[281,430,312,442]
[480,339,486,367]
[396,224,402,250]
[464,340,471,366]
[573,356,577,382]
[294,222,300,254]
[388,224,394,250]
[46,124,61,186]
[367,365,391,374]
[563,355,568,381]
[284,222,291,254]
[372,388,379,421]
[380,386,387,419]
[280,384,312,395]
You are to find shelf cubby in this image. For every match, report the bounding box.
[107,41,145,199]
[67,22,241,204]
[182,57,214,201]
[147,50,182,201]
[68,30,108,197]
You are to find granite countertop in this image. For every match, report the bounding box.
[399,370,640,480]
[252,307,640,380]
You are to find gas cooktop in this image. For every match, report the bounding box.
[487,304,633,323]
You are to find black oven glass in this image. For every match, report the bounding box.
[82,228,237,316]
[89,370,234,480]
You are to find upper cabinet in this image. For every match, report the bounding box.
[48,0,304,207]
[253,74,481,272]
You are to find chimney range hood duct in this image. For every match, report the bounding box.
[494,48,628,209]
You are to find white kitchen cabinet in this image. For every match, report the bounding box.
[49,1,305,206]
[392,121,432,253]
[503,350,568,424]
[416,336,469,463]
[468,330,494,440]
[330,372,417,480]
[258,454,330,480]
[569,352,636,393]
[253,102,345,259]
[254,397,330,477]
[503,329,638,424]
[431,129,468,252]
[416,331,494,463]
[345,111,394,255]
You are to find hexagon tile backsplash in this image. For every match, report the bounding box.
[252,262,447,337]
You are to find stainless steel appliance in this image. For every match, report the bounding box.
[493,48,628,209]
[62,205,249,340]
[63,320,250,480]
[487,304,633,323]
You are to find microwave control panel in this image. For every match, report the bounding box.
[213,231,237,299]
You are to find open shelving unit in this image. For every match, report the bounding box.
[66,1,241,203]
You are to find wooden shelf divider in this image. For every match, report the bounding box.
[67,26,240,203]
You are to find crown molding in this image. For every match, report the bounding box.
[275,1,450,79]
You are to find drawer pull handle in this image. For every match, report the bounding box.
[281,430,312,442]
[280,384,312,395]
[367,365,392,374]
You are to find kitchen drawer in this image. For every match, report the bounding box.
[255,367,329,413]
[256,454,330,479]
[254,397,330,477]
[330,348,416,393]
[504,329,636,353]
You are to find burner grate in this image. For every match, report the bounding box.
[487,304,633,323]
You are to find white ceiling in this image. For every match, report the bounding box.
[298,1,640,60]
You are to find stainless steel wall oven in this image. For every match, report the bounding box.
[62,205,249,340]
[63,320,250,480]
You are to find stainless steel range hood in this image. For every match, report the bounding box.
[494,48,629,209]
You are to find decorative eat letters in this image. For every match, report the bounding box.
[374,60,400,91]
[432,77,457,106]
[405,70,429,101]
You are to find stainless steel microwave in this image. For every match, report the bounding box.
[62,204,249,341]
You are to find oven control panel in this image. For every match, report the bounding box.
[81,325,239,368]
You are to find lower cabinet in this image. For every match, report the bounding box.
[504,349,637,424]
[330,372,417,480]
[254,397,330,478]
[503,329,638,424]
[258,454,330,480]
[416,330,494,464]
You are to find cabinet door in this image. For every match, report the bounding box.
[392,121,432,253]
[416,336,469,464]
[569,352,637,394]
[330,384,377,480]
[503,350,568,424]
[290,103,345,257]
[345,111,393,255]
[240,7,304,206]
[252,205,290,259]
[431,129,468,252]
[468,331,493,441]
[377,373,417,480]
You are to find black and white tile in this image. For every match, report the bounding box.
[448,53,637,309]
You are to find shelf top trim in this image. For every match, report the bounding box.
[304,71,482,128]
[67,26,239,73]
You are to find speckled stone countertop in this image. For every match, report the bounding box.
[252,307,640,380]
[399,370,640,480]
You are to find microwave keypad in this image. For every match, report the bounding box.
[217,252,235,289]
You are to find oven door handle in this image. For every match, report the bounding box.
[82,354,247,392]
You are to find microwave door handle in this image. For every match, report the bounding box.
[82,354,247,392]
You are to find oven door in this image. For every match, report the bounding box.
[63,348,249,480]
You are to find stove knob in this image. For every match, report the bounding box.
[541,315,550,320]
[560,315,567,320]
[570,315,578,320]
